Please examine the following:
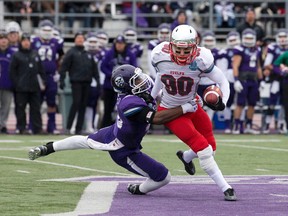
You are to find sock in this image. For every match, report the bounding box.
[183,149,198,162]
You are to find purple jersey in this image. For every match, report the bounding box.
[220,48,234,70]
[127,42,143,58]
[0,47,14,89]
[148,39,161,51]
[233,45,261,73]
[31,37,64,75]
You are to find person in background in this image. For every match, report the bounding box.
[273,51,288,135]
[197,30,219,120]
[31,19,65,134]
[9,33,46,134]
[5,21,21,53]
[28,64,198,195]
[147,23,171,80]
[83,31,107,133]
[0,31,14,134]
[59,32,100,135]
[262,29,288,134]
[217,31,241,133]
[232,28,263,135]
[123,27,143,67]
[100,34,137,128]
[170,9,188,31]
[151,25,236,201]
[236,7,265,46]
[214,0,236,28]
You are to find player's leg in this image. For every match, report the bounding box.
[45,80,58,134]
[109,150,170,195]
[197,145,237,201]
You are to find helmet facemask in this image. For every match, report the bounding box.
[130,68,152,95]
[276,31,288,47]
[170,41,198,65]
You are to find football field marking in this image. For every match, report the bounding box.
[0,156,132,176]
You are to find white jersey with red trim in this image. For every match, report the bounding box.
[150,41,230,108]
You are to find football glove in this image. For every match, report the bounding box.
[234,80,243,93]
[205,97,225,111]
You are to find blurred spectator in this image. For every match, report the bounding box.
[87,1,107,29]
[255,3,274,35]
[9,33,45,134]
[214,1,236,28]
[100,35,137,128]
[197,1,210,28]
[59,32,100,135]
[0,31,14,134]
[141,3,172,28]
[171,10,188,31]
[275,3,286,29]
[236,7,266,46]
[64,2,91,33]
[169,1,194,25]
[31,19,65,134]
[122,1,148,28]
[123,27,143,67]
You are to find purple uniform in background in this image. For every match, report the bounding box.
[233,45,261,106]
[88,94,168,180]
[0,47,14,90]
[31,36,64,133]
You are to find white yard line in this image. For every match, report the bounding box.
[0,156,132,176]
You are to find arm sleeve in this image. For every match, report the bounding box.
[205,65,230,105]
[150,73,163,99]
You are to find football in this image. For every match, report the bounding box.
[203,85,223,105]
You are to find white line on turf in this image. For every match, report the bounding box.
[0,156,132,176]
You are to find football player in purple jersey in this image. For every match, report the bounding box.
[232,28,263,134]
[147,23,171,80]
[262,29,288,134]
[198,30,220,120]
[217,31,241,133]
[0,31,14,134]
[5,21,21,53]
[84,31,108,133]
[123,27,144,66]
[28,64,198,195]
[31,19,64,134]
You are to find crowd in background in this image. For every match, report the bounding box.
[0,1,287,135]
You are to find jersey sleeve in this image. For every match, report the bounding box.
[197,47,215,73]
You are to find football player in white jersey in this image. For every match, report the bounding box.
[150,24,236,201]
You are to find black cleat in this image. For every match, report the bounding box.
[176,150,196,175]
[127,184,146,195]
[224,188,237,201]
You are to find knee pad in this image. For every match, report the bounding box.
[197,145,214,172]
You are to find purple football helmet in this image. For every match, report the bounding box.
[111,64,152,95]
[242,28,256,47]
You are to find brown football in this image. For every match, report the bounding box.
[203,85,223,105]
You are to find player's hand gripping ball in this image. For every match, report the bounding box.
[203,85,223,106]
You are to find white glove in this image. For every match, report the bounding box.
[234,80,243,93]
[181,100,198,114]
[53,73,60,82]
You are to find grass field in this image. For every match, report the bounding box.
[0,134,288,216]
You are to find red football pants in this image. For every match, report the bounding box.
[158,106,216,153]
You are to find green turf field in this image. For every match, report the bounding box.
[0,134,287,216]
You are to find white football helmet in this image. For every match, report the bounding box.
[275,29,288,47]
[201,30,216,49]
[226,31,241,48]
[39,19,54,40]
[169,24,199,65]
[85,32,99,51]
[157,23,171,42]
[123,27,137,44]
[95,31,109,49]
[5,21,21,33]
[242,28,256,47]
